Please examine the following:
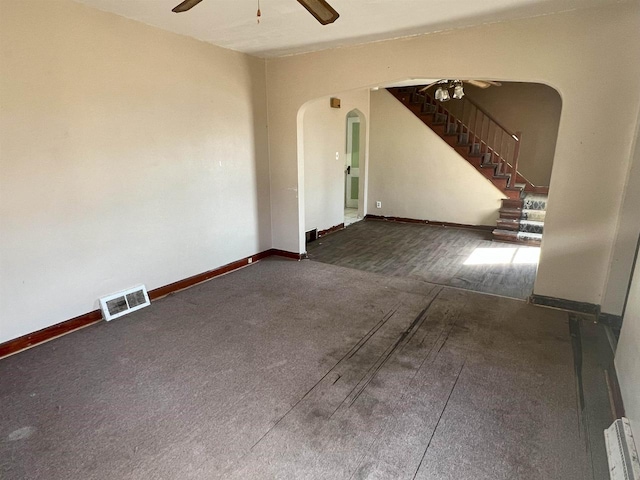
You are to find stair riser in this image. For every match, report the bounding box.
[497,220,520,231]
[499,208,523,220]
[501,198,524,208]
[491,178,508,190]
[519,224,544,234]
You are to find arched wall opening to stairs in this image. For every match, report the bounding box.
[296,78,563,301]
[270,4,640,320]
[386,80,562,251]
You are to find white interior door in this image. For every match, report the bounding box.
[345,117,360,208]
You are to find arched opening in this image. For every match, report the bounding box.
[297,93,369,249]
[300,78,563,301]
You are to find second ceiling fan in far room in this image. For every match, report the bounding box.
[171,0,340,25]
[419,79,502,101]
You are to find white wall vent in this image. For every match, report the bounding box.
[99,285,150,321]
[605,417,640,480]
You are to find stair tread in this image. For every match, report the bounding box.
[493,229,543,240]
[520,220,544,226]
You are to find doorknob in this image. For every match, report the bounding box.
[346,166,351,174]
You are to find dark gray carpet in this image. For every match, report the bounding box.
[307,219,539,300]
[1,258,603,479]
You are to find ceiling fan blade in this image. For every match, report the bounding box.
[465,79,491,89]
[465,79,502,89]
[297,0,340,25]
[419,80,444,92]
[172,0,204,13]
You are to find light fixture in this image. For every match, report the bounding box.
[435,86,450,102]
[452,82,465,99]
[433,80,464,102]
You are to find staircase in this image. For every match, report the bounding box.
[493,194,548,246]
[387,86,549,245]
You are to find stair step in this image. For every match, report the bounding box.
[497,219,520,231]
[499,207,523,220]
[502,198,524,208]
[521,209,546,222]
[491,177,508,189]
[522,194,548,211]
[492,229,542,246]
[504,189,523,200]
[519,220,544,234]
[517,231,543,241]
[481,153,494,165]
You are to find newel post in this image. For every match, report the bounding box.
[511,131,522,188]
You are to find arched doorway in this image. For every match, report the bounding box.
[297,93,369,249]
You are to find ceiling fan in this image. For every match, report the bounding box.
[171,0,340,25]
[419,79,502,101]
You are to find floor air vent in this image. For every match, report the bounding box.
[605,417,640,480]
[99,285,150,321]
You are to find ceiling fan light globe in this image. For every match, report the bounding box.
[440,89,451,102]
[453,85,465,99]
[435,87,445,101]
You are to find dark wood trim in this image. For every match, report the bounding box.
[318,223,345,237]
[598,312,623,330]
[0,310,102,359]
[604,368,626,419]
[269,249,306,260]
[529,294,600,315]
[149,258,251,300]
[0,248,305,360]
[365,214,494,232]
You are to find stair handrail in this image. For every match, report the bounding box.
[462,95,519,141]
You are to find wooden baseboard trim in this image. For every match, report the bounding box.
[529,294,600,315]
[0,248,304,360]
[598,312,623,330]
[365,214,494,232]
[318,223,345,237]
[0,310,102,359]
[269,249,306,260]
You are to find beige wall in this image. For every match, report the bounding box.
[368,90,505,225]
[303,90,369,234]
[602,105,640,316]
[616,250,640,437]
[265,3,640,310]
[0,1,271,343]
[463,82,561,186]
[612,99,640,436]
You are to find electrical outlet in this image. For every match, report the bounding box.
[376,201,382,208]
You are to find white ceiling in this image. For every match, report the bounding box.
[74,0,624,57]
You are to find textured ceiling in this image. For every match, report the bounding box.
[74,0,625,57]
